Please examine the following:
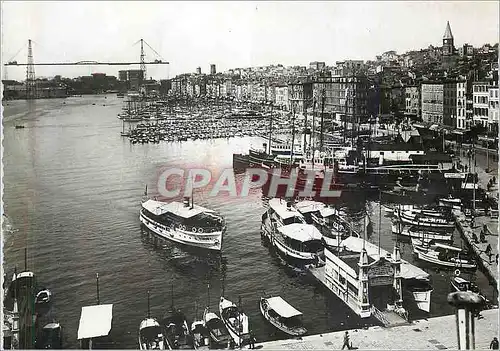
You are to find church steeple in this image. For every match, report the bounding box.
[442,21,455,56]
[443,21,453,40]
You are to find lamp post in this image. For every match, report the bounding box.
[447,291,485,350]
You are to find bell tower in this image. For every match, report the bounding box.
[442,21,454,56]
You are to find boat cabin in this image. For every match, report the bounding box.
[276,224,324,255]
[141,199,224,233]
[78,304,113,349]
[267,199,306,227]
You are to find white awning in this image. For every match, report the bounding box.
[266,296,302,318]
[78,304,113,340]
[277,223,323,242]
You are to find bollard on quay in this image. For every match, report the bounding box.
[447,291,486,350]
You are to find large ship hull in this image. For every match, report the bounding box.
[139,213,223,251]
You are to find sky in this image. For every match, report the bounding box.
[1,1,499,81]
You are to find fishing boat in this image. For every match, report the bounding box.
[391,223,453,241]
[219,297,250,348]
[139,319,165,350]
[438,197,462,210]
[140,196,225,251]
[261,199,325,266]
[190,321,210,350]
[35,288,51,305]
[15,125,25,129]
[396,210,455,230]
[139,292,166,350]
[162,309,193,349]
[413,242,476,269]
[259,297,307,336]
[34,322,63,349]
[203,307,230,347]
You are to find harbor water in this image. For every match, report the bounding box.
[2,95,495,348]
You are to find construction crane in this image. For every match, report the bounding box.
[4,60,169,66]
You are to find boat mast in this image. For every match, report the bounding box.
[290,105,296,164]
[320,89,325,151]
[238,296,242,348]
[24,248,27,271]
[170,283,174,310]
[147,290,151,318]
[96,273,100,305]
[378,190,382,258]
[312,97,316,169]
[268,103,273,155]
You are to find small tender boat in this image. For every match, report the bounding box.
[259,296,307,336]
[391,223,453,241]
[35,289,51,304]
[450,276,481,294]
[139,318,165,350]
[414,242,476,269]
[15,125,25,129]
[35,322,63,349]
[162,309,193,349]
[203,307,230,347]
[219,297,250,348]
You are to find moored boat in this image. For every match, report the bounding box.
[203,307,230,347]
[261,199,325,267]
[219,297,250,348]
[139,318,165,350]
[35,322,63,349]
[161,308,193,349]
[140,197,225,251]
[396,210,455,230]
[190,321,210,350]
[414,242,476,269]
[259,296,307,336]
[450,276,481,294]
[391,223,453,241]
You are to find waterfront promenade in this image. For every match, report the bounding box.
[258,308,498,350]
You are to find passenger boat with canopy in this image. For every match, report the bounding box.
[140,197,226,251]
[259,296,307,336]
[261,199,324,266]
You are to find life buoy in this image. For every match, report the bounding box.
[192,227,198,233]
[198,228,204,233]
[454,269,461,277]
[179,225,185,231]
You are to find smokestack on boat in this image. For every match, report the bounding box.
[286,201,292,210]
[183,197,190,207]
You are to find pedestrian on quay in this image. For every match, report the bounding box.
[249,330,256,349]
[341,331,352,350]
[485,244,493,263]
[490,337,499,349]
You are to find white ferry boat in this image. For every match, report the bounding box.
[140,197,225,251]
[261,198,324,266]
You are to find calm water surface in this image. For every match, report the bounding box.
[2,95,495,348]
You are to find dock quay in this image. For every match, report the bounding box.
[257,308,498,350]
[453,209,498,290]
